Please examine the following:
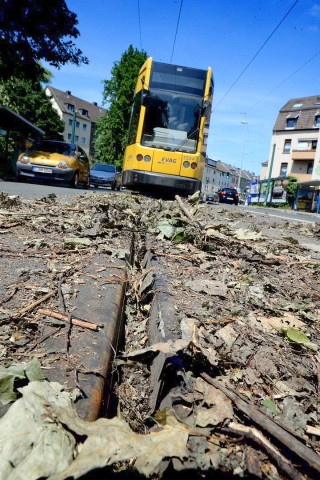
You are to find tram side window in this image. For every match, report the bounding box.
[127,94,142,145]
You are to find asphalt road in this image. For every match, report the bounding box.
[207,201,320,224]
[0,179,121,197]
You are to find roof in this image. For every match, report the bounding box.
[46,86,107,123]
[273,95,320,131]
[0,105,45,137]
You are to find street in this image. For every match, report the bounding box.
[0,179,121,198]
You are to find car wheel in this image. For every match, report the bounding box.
[71,171,79,188]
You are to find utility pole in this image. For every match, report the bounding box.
[237,120,248,193]
[264,143,276,206]
[71,110,76,144]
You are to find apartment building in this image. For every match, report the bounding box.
[266,95,320,182]
[45,86,107,157]
[202,158,253,196]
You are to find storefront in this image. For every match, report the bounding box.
[295,180,320,212]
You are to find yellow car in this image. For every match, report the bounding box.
[16,140,90,188]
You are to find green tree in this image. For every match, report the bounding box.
[0,77,64,170]
[0,77,64,138]
[285,176,298,208]
[94,45,147,168]
[0,0,88,81]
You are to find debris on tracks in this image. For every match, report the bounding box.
[0,191,320,479]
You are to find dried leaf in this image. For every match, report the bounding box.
[233,228,262,241]
[0,381,189,479]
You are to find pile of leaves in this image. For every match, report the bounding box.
[0,190,320,479]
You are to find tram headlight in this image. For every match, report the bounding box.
[191,162,197,170]
[183,161,190,168]
[136,154,143,161]
[144,155,151,162]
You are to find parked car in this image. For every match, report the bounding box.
[206,193,218,204]
[16,140,90,188]
[218,187,239,205]
[90,163,117,189]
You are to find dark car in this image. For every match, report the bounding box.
[218,187,239,205]
[90,163,117,189]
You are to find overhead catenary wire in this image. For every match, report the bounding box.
[213,0,299,112]
[247,48,320,112]
[170,0,184,64]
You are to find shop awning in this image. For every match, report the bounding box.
[297,180,320,188]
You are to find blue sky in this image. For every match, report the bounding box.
[47,0,320,175]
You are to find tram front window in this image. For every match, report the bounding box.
[141,90,202,153]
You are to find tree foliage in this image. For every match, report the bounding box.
[0,78,64,138]
[0,0,88,80]
[94,45,147,167]
[286,176,298,198]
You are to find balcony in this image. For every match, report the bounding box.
[291,149,316,161]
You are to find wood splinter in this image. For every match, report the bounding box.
[37,308,100,331]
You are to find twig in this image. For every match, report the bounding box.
[175,195,194,221]
[201,372,320,474]
[18,291,56,316]
[37,308,100,331]
[288,260,320,267]
[228,422,306,480]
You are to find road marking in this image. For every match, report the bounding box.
[245,209,316,224]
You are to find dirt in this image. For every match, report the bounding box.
[1,190,320,479]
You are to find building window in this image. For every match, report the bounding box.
[76,121,80,128]
[81,109,88,116]
[68,119,73,126]
[283,139,291,153]
[315,116,320,126]
[83,124,87,131]
[81,137,86,145]
[75,135,79,142]
[307,162,313,175]
[67,133,72,140]
[297,140,309,151]
[67,103,74,112]
[312,140,318,150]
[286,118,298,128]
[280,163,288,176]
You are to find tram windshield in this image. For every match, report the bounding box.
[141,63,207,153]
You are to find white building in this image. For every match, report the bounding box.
[265,95,320,182]
[45,86,107,158]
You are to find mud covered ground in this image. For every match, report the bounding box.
[1,190,320,480]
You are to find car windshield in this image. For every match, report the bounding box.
[29,141,76,156]
[91,164,116,172]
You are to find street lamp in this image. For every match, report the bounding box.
[237,120,248,192]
